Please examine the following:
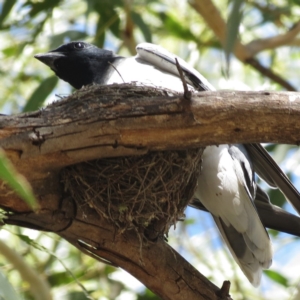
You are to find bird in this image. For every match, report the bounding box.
[35,41,300,286]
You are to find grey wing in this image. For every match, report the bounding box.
[228,144,256,199]
[136,43,215,91]
[195,145,272,286]
[245,143,300,215]
[189,188,300,238]
[213,216,268,287]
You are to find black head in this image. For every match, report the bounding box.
[34,41,118,89]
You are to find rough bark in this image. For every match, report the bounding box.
[2,84,300,299]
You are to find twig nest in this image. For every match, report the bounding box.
[62,149,203,240]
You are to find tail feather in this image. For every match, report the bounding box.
[214,216,272,286]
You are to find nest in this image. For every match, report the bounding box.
[61,148,203,240]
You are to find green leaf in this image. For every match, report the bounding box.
[92,0,121,44]
[0,269,23,300]
[16,234,37,247]
[50,31,88,49]
[268,229,279,237]
[268,188,286,208]
[225,0,244,74]
[2,45,18,57]
[137,288,161,300]
[0,149,37,209]
[264,270,289,287]
[0,0,16,27]
[257,5,290,24]
[185,218,196,225]
[131,12,152,42]
[48,271,77,286]
[23,76,58,112]
[265,143,279,153]
[23,0,61,17]
[158,12,196,41]
[293,0,300,5]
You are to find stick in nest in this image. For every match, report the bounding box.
[61,149,203,240]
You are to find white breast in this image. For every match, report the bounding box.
[106,57,194,92]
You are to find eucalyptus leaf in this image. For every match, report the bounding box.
[93,0,121,45]
[23,76,58,112]
[0,149,37,208]
[158,12,196,41]
[131,12,152,42]
[264,270,289,287]
[225,0,244,74]
[0,0,16,28]
[23,0,61,17]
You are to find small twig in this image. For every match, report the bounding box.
[216,280,231,299]
[108,61,125,83]
[246,58,297,91]
[77,239,119,268]
[175,58,192,100]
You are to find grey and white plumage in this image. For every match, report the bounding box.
[35,41,300,286]
[194,145,272,286]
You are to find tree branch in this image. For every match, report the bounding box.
[1,84,300,299]
[246,22,300,56]
[188,0,297,91]
[2,85,300,172]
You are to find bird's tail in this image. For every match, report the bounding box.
[213,214,272,287]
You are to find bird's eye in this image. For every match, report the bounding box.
[74,42,85,49]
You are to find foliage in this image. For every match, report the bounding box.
[0,0,300,299]
[0,149,36,208]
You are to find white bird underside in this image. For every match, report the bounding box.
[107,56,192,92]
[107,43,273,285]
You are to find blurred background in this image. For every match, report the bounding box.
[1,0,300,299]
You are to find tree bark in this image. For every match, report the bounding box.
[2,84,300,299]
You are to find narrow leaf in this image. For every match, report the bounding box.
[0,0,16,27]
[225,0,244,74]
[158,12,196,41]
[23,0,61,17]
[23,76,58,112]
[264,270,289,287]
[0,149,37,208]
[131,12,152,42]
[93,0,121,41]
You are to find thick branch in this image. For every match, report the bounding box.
[1,84,300,299]
[1,85,300,177]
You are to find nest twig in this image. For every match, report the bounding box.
[61,148,203,240]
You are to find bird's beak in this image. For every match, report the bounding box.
[34,52,65,71]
